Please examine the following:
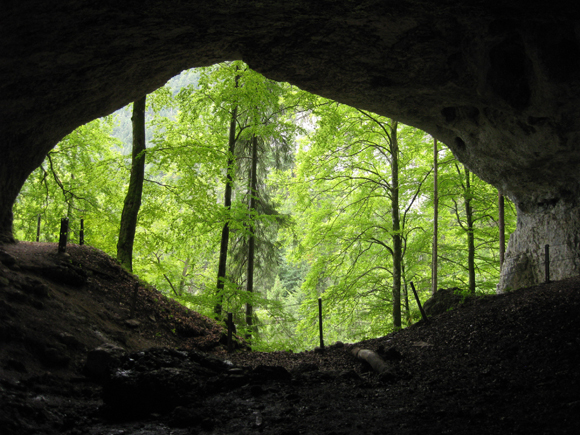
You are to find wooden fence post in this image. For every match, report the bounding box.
[36,214,41,242]
[318,297,324,349]
[410,281,429,322]
[58,218,69,253]
[545,244,550,283]
[79,218,84,245]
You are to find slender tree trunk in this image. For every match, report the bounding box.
[214,77,239,316]
[402,264,410,324]
[498,191,505,269]
[245,135,258,341]
[67,174,75,217]
[66,174,75,240]
[432,138,438,295]
[390,120,402,328]
[464,166,476,294]
[178,258,190,296]
[117,95,146,272]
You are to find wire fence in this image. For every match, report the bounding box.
[36,215,85,252]
[49,214,577,349]
[230,242,580,348]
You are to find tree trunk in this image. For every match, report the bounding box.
[245,135,258,341]
[214,77,239,316]
[498,191,505,269]
[432,138,438,295]
[117,95,146,272]
[402,263,410,323]
[464,166,476,294]
[178,258,190,296]
[390,120,402,328]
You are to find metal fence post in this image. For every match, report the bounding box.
[318,297,324,349]
[545,244,550,283]
[36,214,41,242]
[79,218,84,245]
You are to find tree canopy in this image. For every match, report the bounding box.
[13,62,516,351]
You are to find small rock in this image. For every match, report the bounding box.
[125,319,141,328]
[58,332,82,348]
[85,343,126,379]
[0,250,16,267]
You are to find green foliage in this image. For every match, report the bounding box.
[279,97,433,341]
[13,62,517,352]
[14,116,125,252]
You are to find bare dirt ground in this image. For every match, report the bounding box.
[1,242,579,434]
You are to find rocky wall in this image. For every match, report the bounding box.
[499,201,580,291]
[2,1,580,290]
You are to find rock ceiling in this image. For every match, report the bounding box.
[1,0,580,287]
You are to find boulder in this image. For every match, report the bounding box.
[423,288,464,317]
[84,343,126,380]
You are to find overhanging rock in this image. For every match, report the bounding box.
[1,1,580,289]
[499,202,580,291]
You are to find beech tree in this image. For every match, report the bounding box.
[117,95,147,272]
[286,98,432,342]
[432,154,516,294]
[214,73,239,316]
[12,117,124,247]
[432,138,439,295]
[12,65,518,351]
[146,62,298,339]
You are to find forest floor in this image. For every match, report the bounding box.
[0,242,579,434]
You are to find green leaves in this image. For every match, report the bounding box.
[14,117,124,247]
[13,62,517,351]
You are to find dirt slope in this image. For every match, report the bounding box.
[1,242,579,434]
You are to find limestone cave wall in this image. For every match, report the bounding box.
[2,0,580,289]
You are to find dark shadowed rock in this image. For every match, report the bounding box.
[251,365,292,383]
[423,288,465,317]
[0,250,16,267]
[84,343,126,380]
[101,347,238,418]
